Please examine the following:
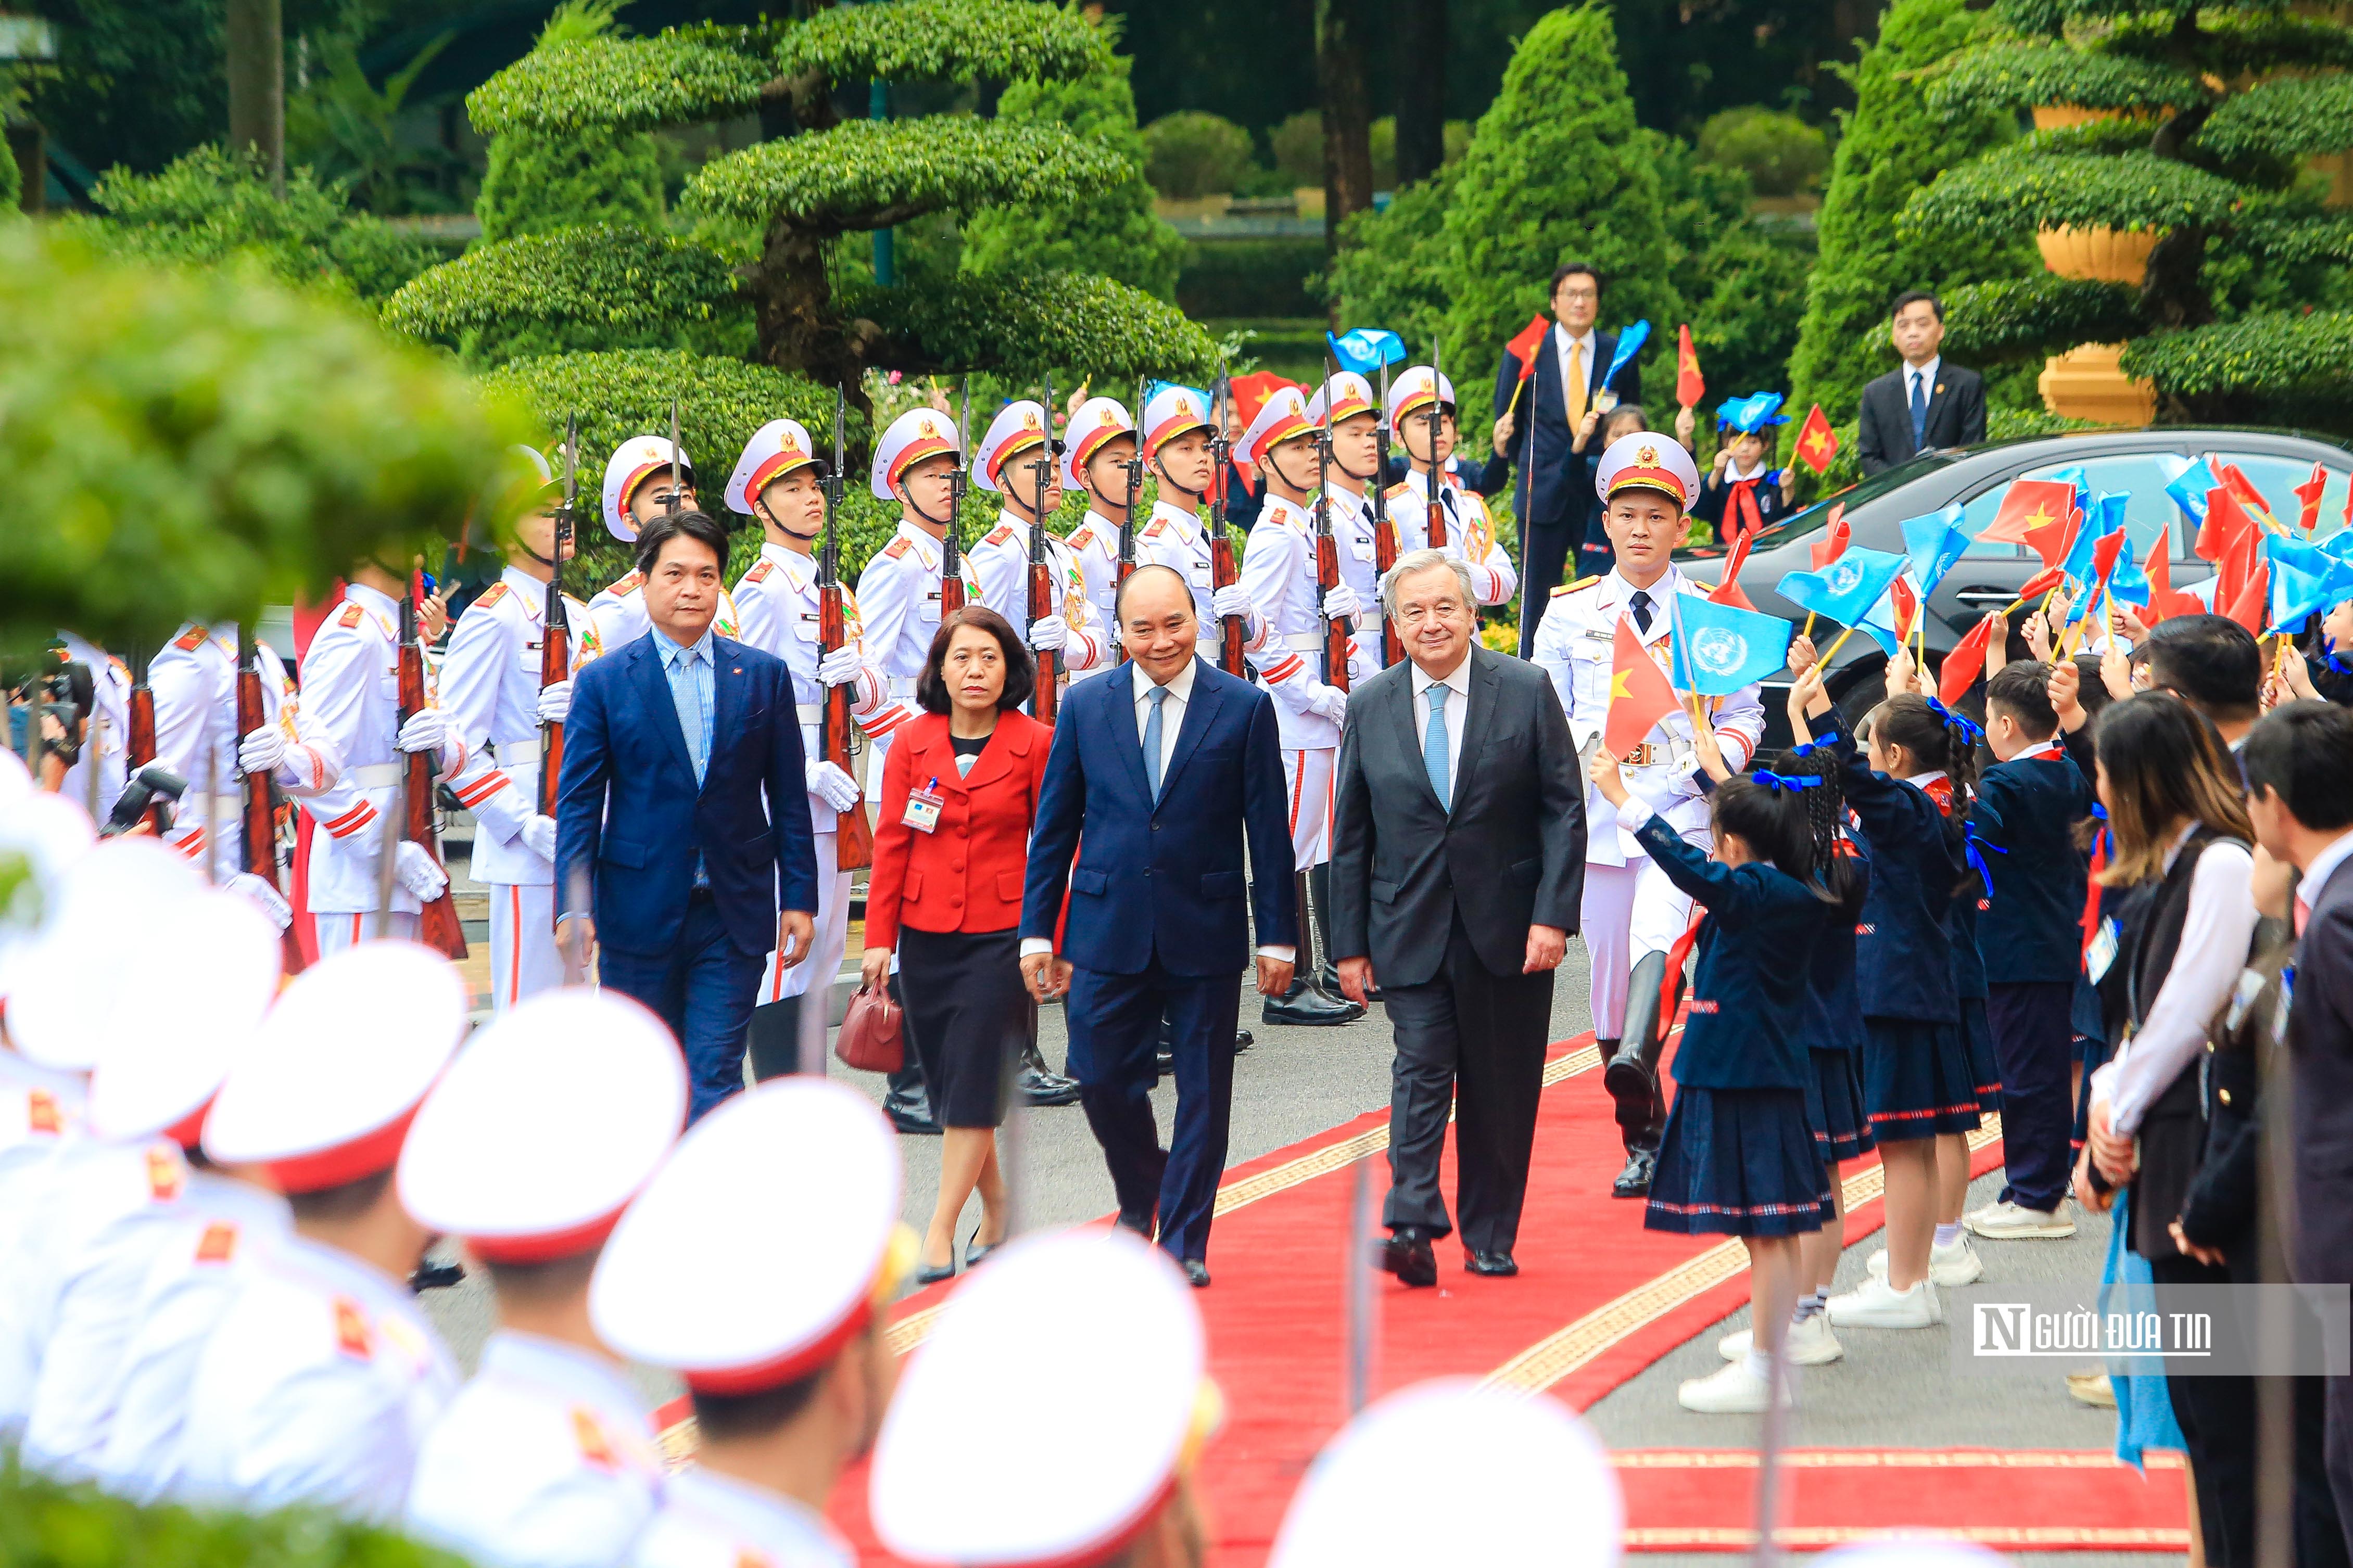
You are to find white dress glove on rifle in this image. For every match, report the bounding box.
[394,839,449,900]
[396,709,447,754]
[1313,686,1349,724]
[807,760,862,813]
[237,725,285,776]
[817,644,863,687]
[1319,582,1362,622]
[1211,583,1254,621]
[521,814,559,864]
[1028,614,1069,654]
[225,872,292,932]
[535,680,572,725]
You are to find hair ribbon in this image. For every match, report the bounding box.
[1962,820,2006,899]
[1751,770,1823,793]
[1922,695,1984,746]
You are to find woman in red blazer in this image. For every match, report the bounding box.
[863,606,1054,1282]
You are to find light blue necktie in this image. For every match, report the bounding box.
[1423,684,1450,811]
[1144,684,1170,800]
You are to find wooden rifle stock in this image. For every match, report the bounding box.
[821,391,874,870]
[538,597,568,820]
[1316,529,1352,694]
[126,645,164,832]
[398,594,468,960]
[1371,382,1403,667]
[236,631,306,973]
[1029,380,1061,724]
[1209,371,1248,677]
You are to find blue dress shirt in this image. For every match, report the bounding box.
[651,623,716,885]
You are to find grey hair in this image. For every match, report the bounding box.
[1380,547,1476,614]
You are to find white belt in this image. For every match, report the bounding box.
[494,735,543,768]
[350,762,402,789]
[1283,631,1325,651]
[888,676,917,696]
[796,703,824,724]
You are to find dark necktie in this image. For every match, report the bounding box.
[1630,590,1654,635]
[1909,369,1929,449]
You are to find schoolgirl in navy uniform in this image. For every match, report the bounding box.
[1588,739,1833,1413]
[1788,658,1978,1331]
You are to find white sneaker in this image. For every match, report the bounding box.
[1717,1313,1844,1366]
[1827,1273,1940,1329]
[1967,1200,2077,1240]
[1678,1358,1785,1413]
[1866,1235,1983,1287]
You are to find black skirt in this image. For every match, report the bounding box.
[1646,1086,1830,1238]
[1804,1046,1875,1164]
[1863,1016,1983,1143]
[898,926,1030,1129]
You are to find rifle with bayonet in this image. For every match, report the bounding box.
[1118,375,1144,589]
[943,381,970,617]
[1028,372,1062,724]
[125,642,165,833]
[820,388,876,871]
[1315,354,1353,694]
[1371,360,1402,667]
[540,416,576,824]
[237,627,306,974]
[1425,338,1449,552]
[1208,364,1248,678]
[398,580,467,960]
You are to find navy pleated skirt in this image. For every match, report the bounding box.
[1863,1016,1983,1143]
[1960,996,2002,1105]
[1646,1086,1830,1238]
[1804,1046,1875,1164]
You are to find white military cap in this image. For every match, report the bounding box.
[84,887,282,1145]
[724,418,821,517]
[6,837,205,1070]
[0,745,30,804]
[399,988,686,1263]
[869,406,963,502]
[1237,383,1320,469]
[1266,1379,1621,1568]
[601,435,694,544]
[973,399,1055,496]
[203,940,468,1191]
[870,1227,1218,1568]
[1140,383,1214,462]
[1385,365,1455,425]
[1305,371,1376,427]
[511,445,556,490]
[1816,1544,2008,1568]
[590,1077,908,1392]
[1593,429,1701,511]
[1062,396,1136,488]
[0,789,97,979]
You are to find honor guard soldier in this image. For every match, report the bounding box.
[725,419,916,1079]
[1236,384,1363,1027]
[1266,1380,1622,1568]
[176,941,467,1520]
[1305,371,1384,680]
[0,793,99,1307]
[870,1228,1219,1568]
[1387,368,1519,607]
[1059,396,1138,644]
[440,447,603,1011]
[402,990,687,1568]
[1135,383,1264,655]
[969,399,1111,686]
[54,632,131,822]
[1532,433,1765,1197]
[296,563,470,953]
[588,435,743,652]
[591,1078,913,1568]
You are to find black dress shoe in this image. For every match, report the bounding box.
[1233,1028,1254,1054]
[1466,1251,1518,1277]
[1375,1228,1438,1287]
[913,1260,956,1286]
[1016,1053,1083,1107]
[885,1099,944,1136]
[964,1227,1001,1268]
[1155,1049,1174,1074]
[409,1259,466,1293]
[1612,1146,1657,1199]
[1116,1210,1155,1239]
[1182,1258,1211,1288]
[1261,978,1365,1027]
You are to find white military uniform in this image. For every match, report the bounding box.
[438,566,601,1009]
[1390,470,1520,606]
[855,522,980,805]
[1061,395,1140,659]
[146,622,338,875]
[633,1468,853,1568]
[296,584,465,952]
[54,633,131,822]
[967,399,1111,695]
[587,434,742,653]
[1135,383,1264,663]
[1306,373,1386,679]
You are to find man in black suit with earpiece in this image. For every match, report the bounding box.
[1857,289,1987,476]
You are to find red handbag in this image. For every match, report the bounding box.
[834,983,905,1074]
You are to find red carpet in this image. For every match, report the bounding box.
[662,1029,2185,1558]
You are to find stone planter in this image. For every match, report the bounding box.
[2035,224,2161,285]
[2039,343,2156,426]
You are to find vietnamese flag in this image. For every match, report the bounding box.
[1605,616,1679,757]
[1504,313,1549,382]
[1676,324,1705,409]
[2217,461,2274,524]
[2143,536,2195,623]
[2023,504,2078,571]
[2296,462,2328,532]
[2222,559,2270,635]
[1794,404,1839,474]
[1810,503,1851,570]
[2018,563,2066,604]
[1889,575,1920,642]
[2199,486,2259,563]
[1709,526,1758,610]
[1938,615,1995,705]
[1980,479,2076,549]
[2090,529,2127,592]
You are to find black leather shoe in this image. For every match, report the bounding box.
[914,1260,956,1286]
[1466,1251,1518,1277]
[1016,1043,1082,1107]
[1376,1228,1438,1287]
[1182,1258,1211,1288]
[1262,978,1365,1027]
[1116,1210,1155,1239]
[1612,1146,1657,1199]
[964,1227,1001,1268]
[1233,1028,1254,1055]
[409,1259,465,1293]
[885,1098,943,1136]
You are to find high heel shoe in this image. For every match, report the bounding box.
[914,1257,957,1286]
[964,1226,1003,1268]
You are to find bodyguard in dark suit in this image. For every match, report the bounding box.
[1490,263,1642,657]
[1330,550,1586,1284]
[1019,565,1298,1286]
[1856,289,1988,475]
[555,511,820,1121]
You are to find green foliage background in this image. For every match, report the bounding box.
[0,1461,468,1568]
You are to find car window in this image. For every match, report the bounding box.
[1675,452,1951,562]
[2209,452,2351,541]
[1959,454,2191,560]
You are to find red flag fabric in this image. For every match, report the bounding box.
[2018,564,2065,603]
[1808,504,1852,570]
[1676,324,1705,409]
[1605,617,1679,756]
[2217,521,2261,613]
[1707,577,1759,611]
[2218,462,2272,521]
[1504,314,1550,381]
[1938,615,1994,706]
[1890,575,1920,641]
[2296,462,2328,532]
[2222,558,2269,635]
[2198,486,2259,564]
[1980,479,2075,547]
[2143,536,2195,623]
[1711,526,1756,598]
[2090,529,2127,589]
[2023,505,2077,571]
[1793,405,1839,474]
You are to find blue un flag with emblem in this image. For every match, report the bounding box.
[1669,596,1795,697]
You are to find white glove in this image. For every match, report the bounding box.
[817,644,863,687]
[396,709,447,755]
[535,680,572,725]
[807,759,862,812]
[394,839,449,900]
[1320,582,1363,622]
[1028,614,1069,654]
[236,724,286,776]
[1211,583,1254,621]
[1314,686,1349,724]
[521,813,558,863]
[225,871,292,933]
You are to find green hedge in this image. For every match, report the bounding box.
[0,1462,469,1568]
[1178,240,1325,318]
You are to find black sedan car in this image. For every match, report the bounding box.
[1675,427,2353,729]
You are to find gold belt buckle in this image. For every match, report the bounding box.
[1619,743,1654,767]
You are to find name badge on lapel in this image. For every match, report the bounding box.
[903,782,946,834]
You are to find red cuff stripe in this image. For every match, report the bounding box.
[322,802,380,839]
[1264,656,1304,683]
[453,773,510,807]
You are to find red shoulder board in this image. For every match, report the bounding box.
[1067,526,1094,551]
[983,524,1016,547]
[608,570,642,598]
[194,1221,239,1265]
[26,1090,61,1135]
[883,538,911,560]
[172,625,208,652]
[332,1297,373,1359]
[734,1551,776,1568]
[1141,519,1167,539]
[743,559,774,584]
[572,1406,618,1470]
[146,1146,183,1202]
[1386,482,1413,501]
[337,603,365,629]
[475,582,510,610]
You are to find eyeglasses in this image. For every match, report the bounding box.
[1556,287,1598,302]
[1393,598,1471,628]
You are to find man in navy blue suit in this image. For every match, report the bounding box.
[1490,262,1642,657]
[555,509,821,1120]
[1019,564,1298,1286]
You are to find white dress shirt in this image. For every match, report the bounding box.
[2299,829,2353,932]
[1409,655,1470,802]
[1554,328,1596,411]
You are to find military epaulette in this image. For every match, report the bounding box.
[572,1407,618,1471]
[742,558,774,585]
[171,624,208,652]
[1385,482,1414,502]
[194,1221,238,1264]
[337,602,366,628]
[1141,519,1168,539]
[146,1146,183,1202]
[332,1297,373,1360]
[1067,526,1094,551]
[983,524,1016,547]
[474,582,510,611]
[607,570,642,599]
[1551,575,1601,598]
[882,538,912,560]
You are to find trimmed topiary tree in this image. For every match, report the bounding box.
[1905,0,2353,424]
[475,1,666,245]
[1785,0,2036,427]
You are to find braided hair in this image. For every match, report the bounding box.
[1864,691,1978,896]
[1761,746,1866,919]
[1709,762,1825,901]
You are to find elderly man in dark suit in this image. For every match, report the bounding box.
[1857,289,1987,475]
[1490,262,1641,657]
[1330,549,1587,1285]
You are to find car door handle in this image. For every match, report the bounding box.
[1954,587,2016,607]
